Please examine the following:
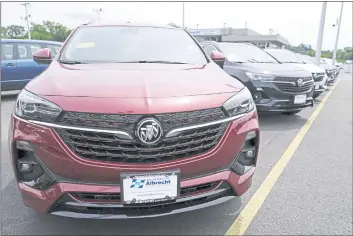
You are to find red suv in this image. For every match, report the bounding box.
[9,23,260,218]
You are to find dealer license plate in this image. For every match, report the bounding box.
[121,171,180,205]
[294,94,306,104]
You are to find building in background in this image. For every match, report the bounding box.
[188,27,289,49]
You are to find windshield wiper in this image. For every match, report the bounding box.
[118,60,189,64]
[58,59,87,65]
[229,60,246,63]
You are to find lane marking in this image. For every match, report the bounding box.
[225,79,341,236]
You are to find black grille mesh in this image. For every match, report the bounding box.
[274,77,313,93]
[56,122,228,163]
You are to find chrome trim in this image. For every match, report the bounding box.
[165,113,247,138]
[13,115,133,140]
[302,80,312,85]
[15,110,249,141]
[263,81,295,85]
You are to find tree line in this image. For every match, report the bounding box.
[0,21,72,42]
[287,43,352,63]
[1,21,352,62]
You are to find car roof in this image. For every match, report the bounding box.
[200,41,253,47]
[1,39,63,45]
[79,22,181,30]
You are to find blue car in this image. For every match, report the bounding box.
[1,39,62,91]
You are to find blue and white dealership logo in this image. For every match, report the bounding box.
[130,178,171,189]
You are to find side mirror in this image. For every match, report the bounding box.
[33,48,53,65]
[210,50,225,68]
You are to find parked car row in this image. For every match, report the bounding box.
[1,39,62,91]
[295,53,340,84]
[201,41,316,114]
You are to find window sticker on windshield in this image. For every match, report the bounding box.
[75,42,95,48]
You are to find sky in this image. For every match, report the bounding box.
[1,1,352,50]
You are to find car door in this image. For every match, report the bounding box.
[1,43,19,91]
[15,43,48,89]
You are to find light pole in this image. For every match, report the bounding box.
[332,2,344,66]
[315,2,327,66]
[93,8,103,23]
[182,2,185,28]
[21,2,31,40]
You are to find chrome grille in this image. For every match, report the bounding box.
[57,108,226,134]
[274,77,313,93]
[56,123,228,163]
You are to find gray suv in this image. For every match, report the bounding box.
[200,42,314,115]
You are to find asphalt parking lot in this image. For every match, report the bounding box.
[1,73,352,235]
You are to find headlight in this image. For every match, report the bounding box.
[223,87,255,117]
[15,90,62,122]
[245,72,275,81]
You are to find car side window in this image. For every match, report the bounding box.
[203,45,218,57]
[1,44,14,60]
[48,45,61,57]
[17,43,42,59]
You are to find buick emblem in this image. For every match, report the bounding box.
[297,78,303,87]
[136,118,163,145]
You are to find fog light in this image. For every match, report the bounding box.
[245,149,255,158]
[19,163,32,172]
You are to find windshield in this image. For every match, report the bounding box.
[298,55,315,64]
[60,26,207,64]
[265,49,304,64]
[217,43,278,63]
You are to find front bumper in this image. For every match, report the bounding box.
[19,170,248,219]
[10,111,259,218]
[256,97,314,112]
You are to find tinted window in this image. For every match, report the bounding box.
[60,26,207,64]
[1,44,14,60]
[18,43,42,59]
[265,49,304,63]
[217,43,278,63]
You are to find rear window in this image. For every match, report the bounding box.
[18,43,42,59]
[1,44,14,60]
[60,26,207,65]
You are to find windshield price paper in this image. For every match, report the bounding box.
[121,171,180,204]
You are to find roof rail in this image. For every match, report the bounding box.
[82,20,95,25]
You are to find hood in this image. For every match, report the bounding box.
[292,63,326,73]
[319,63,336,70]
[226,62,311,77]
[26,61,244,98]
